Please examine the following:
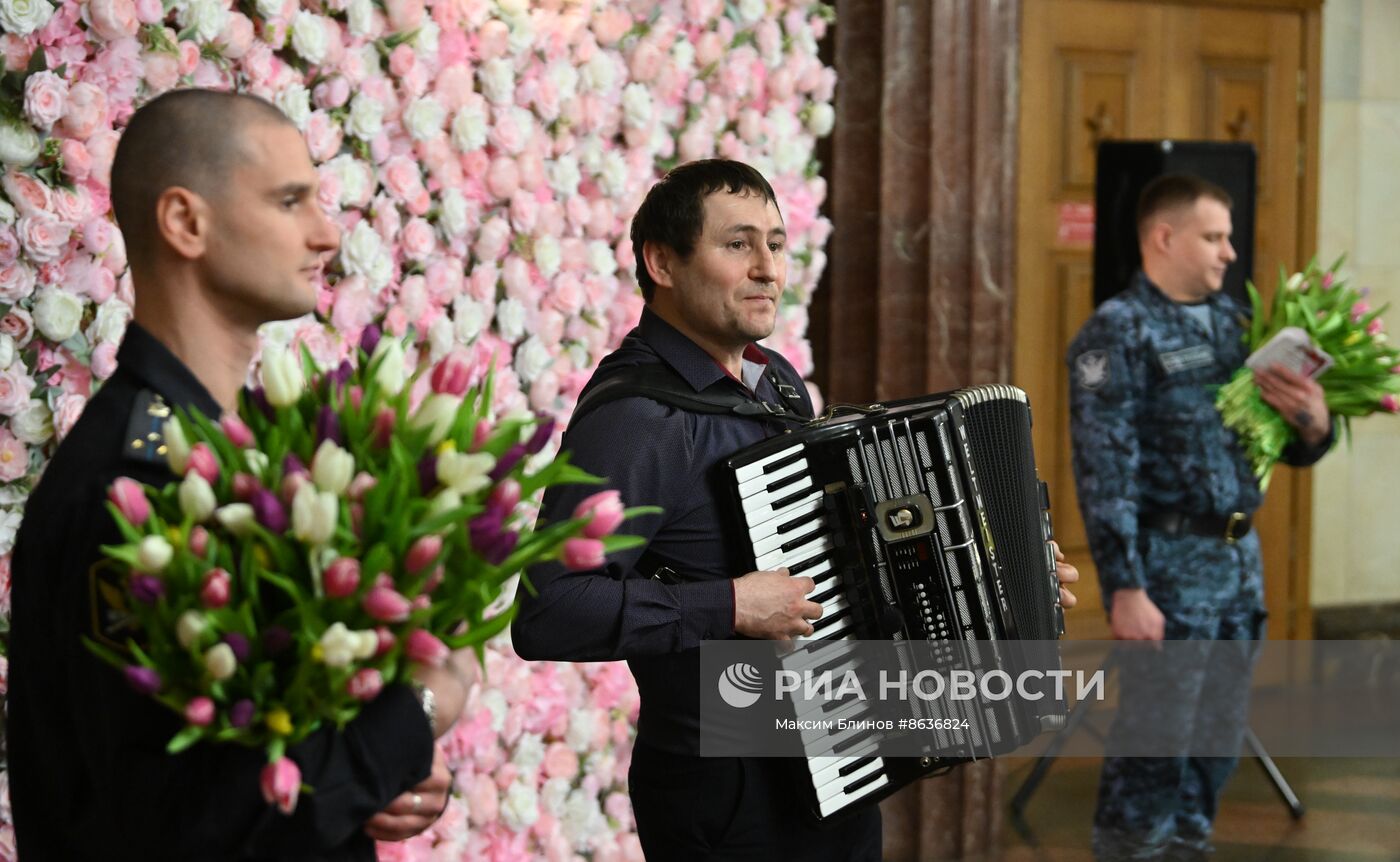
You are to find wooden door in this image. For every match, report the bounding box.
[1015,0,1315,640]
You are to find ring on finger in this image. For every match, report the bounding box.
[411,793,423,814]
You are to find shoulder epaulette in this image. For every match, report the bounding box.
[124,389,171,464]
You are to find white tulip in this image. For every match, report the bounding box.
[176,610,207,649]
[179,472,217,523]
[162,418,191,475]
[310,439,354,496]
[291,483,338,546]
[137,535,173,572]
[436,449,495,495]
[411,393,461,446]
[215,503,257,537]
[205,642,237,680]
[371,338,406,396]
[261,346,305,407]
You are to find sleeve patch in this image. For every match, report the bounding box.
[1076,350,1110,390]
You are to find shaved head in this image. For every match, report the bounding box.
[110,89,294,268]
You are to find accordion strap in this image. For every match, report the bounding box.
[571,362,809,428]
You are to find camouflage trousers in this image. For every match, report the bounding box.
[1092,531,1266,862]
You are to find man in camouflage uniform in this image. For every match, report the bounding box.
[1067,174,1333,861]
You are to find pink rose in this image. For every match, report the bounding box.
[500,256,533,301]
[381,156,429,213]
[0,227,16,266]
[23,71,67,130]
[304,112,343,163]
[385,0,424,31]
[91,341,119,379]
[2,171,53,219]
[400,217,435,261]
[423,259,462,303]
[0,429,26,482]
[314,77,350,110]
[89,0,140,40]
[59,139,92,181]
[59,83,108,141]
[629,40,664,83]
[218,13,255,59]
[137,52,177,96]
[85,129,120,186]
[592,7,632,46]
[476,19,510,60]
[508,191,539,233]
[466,774,499,827]
[133,0,163,23]
[54,393,87,440]
[81,218,113,256]
[0,309,33,345]
[17,216,71,264]
[486,156,520,200]
[473,217,511,262]
[52,186,90,225]
[543,742,579,780]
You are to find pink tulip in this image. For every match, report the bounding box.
[1352,301,1371,323]
[232,473,260,501]
[260,757,301,814]
[561,537,606,571]
[189,526,210,558]
[201,568,231,608]
[220,413,255,448]
[346,471,378,501]
[373,409,396,447]
[323,557,361,598]
[1368,318,1385,337]
[406,535,443,574]
[1321,273,1335,289]
[404,629,449,667]
[471,421,491,451]
[185,696,215,726]
[374,626,395,656]
[347,668,383,701]
[573,490,625,539]
[430,351,472,396]
[280,471,310,507]
[488,478,522,512]
[363,585,412,622]
[1382,394,1400,414]
[108,477,150,526]
[187,443,219,484]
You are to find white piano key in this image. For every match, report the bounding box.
[796,614,853,643]
[809,745,881,788]
[796,698,867,739]
[733,443,805,484]
[818,774,890,819]
[746,494,823,542]
[815,758,884,803]
[757,533,832,571]
[742,475,815,519]
[737,457,808,499]
[751,515,828,559]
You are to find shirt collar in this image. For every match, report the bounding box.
[638,307,767,393]
[114,323,224,418]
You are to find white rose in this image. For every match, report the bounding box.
[532,235,562,280]
[511,733,545,768]
[621,83,652,129]
[478,58,515,105]
[180,0,228,42]
[773,137,808,175]
[346,0,373,37]
[806,102,835,137]
[403,96,446,142]
[275,84,311,130]
[587,240,617,277]
[505,14,533,55]
[0,506,21,555]
[495,298,527,342]
[438,187,469,238]
[495,0,527,16]
[325,154,371,208]
[560,789,603,843]
[565,709,596,752]
[575,137,603,174]
[514,336,551,383]
[453,297,488,343]
[357,43,381,77]
[33,288,84,342]
[11,399,52,445]
[581,51,616,94]
[92,298,132,345]
[0,197,15,225]
[427,315,454,361]
[0,117,41,167]
[290,11,330,65]
[540,777,570,816]
[340,221,388,288]
[597,150,628,198]
[737,0,766,24]
[414,19,440,58]
[0,0,56,36]
[672,39,695,71]
[346,93,384,140]
[481,689,507,732]
[546,60,578,101]
[500,781,540,832]
[0,335,13,370]
[450,102,489,153]
[179,472,217,522]
[546,155,580,198]
[254,0,281,19]
[565,341,590,371]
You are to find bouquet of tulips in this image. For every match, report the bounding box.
[1216,257,1400,488]
[87,327,648,814]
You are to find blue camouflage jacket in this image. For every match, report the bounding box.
[1066,272,1330,594]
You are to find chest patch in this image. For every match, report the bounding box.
[1076,350,1110,390]
[89,559,140,652]
[1158,344,1216,375]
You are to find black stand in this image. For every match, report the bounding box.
[1008,652,1305,842]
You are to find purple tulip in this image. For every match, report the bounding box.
[223,632,252,663]
[262,626,293,656]
[250,489,288,533]
[282,453,308,478]
[130,574,165,605]
[470,512,518,565]
[359,324,382,355]
[315,405,343,446]
[332,360,354,387]
[229,699,256,728]
[124,666,162,696]
[489,444,527,482]
[418,453,438,493]
[524,418,556,454]
[248,387,275,421]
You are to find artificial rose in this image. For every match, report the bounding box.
[22,70,67,130]
[0,0,55,36]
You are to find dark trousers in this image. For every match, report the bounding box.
[628,744,882,862]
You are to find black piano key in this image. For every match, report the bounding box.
[810,585,842,605]
[841,767,885,795]
[832,725,879,754]
[838,755,880,778]
[768,487,813,512]
[766,469,810,494]
[780,527,827,554]
[811,606,852,633]
[788,552,831,575]
[762,451,805,475]
[775,509,823,535]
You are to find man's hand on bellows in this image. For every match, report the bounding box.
[734,568,822,639]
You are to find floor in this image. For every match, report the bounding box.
[998,755,1400,861]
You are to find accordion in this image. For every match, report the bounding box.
[723,384,1066,821]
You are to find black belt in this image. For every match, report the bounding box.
[1140,511,1252,543]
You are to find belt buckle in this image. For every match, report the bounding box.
[1224,512,1246,544]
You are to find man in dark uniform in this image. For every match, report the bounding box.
[1067,174,1332,862]
[7,90,464,860]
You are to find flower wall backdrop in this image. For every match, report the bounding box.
[0,0,835,857]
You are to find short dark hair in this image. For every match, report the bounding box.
[1136,173,1233,238]
[111,89,293,269]
[629,159,781,302]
